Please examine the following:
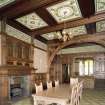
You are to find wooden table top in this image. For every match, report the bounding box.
[35,84,71,99]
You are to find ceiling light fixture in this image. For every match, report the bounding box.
[56,21,74,42]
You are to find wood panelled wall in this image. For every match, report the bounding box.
[49,52,105,84]
[0,34,35,104]
[6,36,33,66]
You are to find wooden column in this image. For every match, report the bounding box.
[0,17,7,65]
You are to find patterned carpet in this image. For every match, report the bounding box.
[12,89,105,105]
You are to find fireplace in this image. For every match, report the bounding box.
[10,76,31,99]
[10,84,22,97]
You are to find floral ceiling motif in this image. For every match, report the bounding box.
[16,13,48,30]
[95,0,105,13]
[96,20,105,32]
[47,0,82,23]
[42,25,87,40]
[0,0,15,8]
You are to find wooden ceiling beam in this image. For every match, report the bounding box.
[31,12,105,36]
[7,19,32,36]
[0,0,63,19]
[48,31,105,46]
[7,19,47,43]
[86,23,96,34]
[78,0,95,17]
[35,8,57,26]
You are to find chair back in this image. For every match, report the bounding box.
[47,81,52,89]
[35,82,43,93]
[70,84,78,105]
[55,80,59,87]
[70,78,78,86]
[78,80,84,99]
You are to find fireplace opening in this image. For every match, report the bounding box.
[10,76,30,100]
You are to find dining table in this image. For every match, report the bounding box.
[32,84,72,105]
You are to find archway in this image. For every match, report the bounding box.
[48,34,105,69]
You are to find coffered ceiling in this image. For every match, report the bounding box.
[95,0,105,13]
[42,25,87,40]
[47,0,82,23]
[96,20,105,32]
[0,0,105,44]
[16,12,48,30]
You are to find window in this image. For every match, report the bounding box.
[79,59,93,76]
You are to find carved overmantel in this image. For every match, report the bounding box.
[0,65,36,76]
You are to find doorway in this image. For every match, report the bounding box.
[62,64,70,83]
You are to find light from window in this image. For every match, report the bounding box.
[79,60,93,76]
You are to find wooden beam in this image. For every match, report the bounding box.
[31,13,105,36]
[86,23,96,34]
[35,8,57,26]
[48,31,105,46]
[7,19,48,43]
[78,0,95,17]
[0,0,63,19]
[7,19,32,36]
[48,33,105,67]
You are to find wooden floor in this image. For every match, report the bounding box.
[11,89,105,105]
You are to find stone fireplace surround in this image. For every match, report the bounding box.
[10,76,30,99]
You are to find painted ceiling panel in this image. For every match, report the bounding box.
[16,13,48,29]
[96,20,105,32]
[42,32,60,40]
[0,0,15,8]
[47,0,82,23]
[42,25,87,40]
[95,0,105,13]
[64,25,87,36]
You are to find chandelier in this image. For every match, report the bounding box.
[56,22,74,42]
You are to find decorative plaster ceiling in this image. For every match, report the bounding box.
[42,32,59,40]
[0,0,15,8]
[95,0,105,13]
[96,20,105,32]
[16,13,48,29]
[64,25,87,37]
[47,0,82,23]
[42,25,86,40]
[6,25,31,43]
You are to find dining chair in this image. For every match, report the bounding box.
[66,83,80,105]
[35,82,43,93]
[55,80,59,87]
[47,81,52,89]
[78,80,84,100]
[70,78,78,86]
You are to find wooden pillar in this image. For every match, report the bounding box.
[0,17,7,65]
[0,17,9,105]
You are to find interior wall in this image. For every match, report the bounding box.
[33,48,48,73]
[51,52,105,83]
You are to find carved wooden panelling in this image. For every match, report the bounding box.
[94,54,105,79]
